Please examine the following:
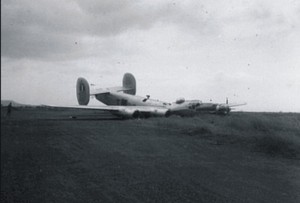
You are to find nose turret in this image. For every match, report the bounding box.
[216,104,230,115]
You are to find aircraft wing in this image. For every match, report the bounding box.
[45,105,170,118]
[227,103,247,107]
[218,103,247,108]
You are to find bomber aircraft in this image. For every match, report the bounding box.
[51,73,245,119]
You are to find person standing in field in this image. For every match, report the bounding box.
[6,102,12,117]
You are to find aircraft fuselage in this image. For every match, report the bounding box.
[96,92,172,108]
[96,91,231,116]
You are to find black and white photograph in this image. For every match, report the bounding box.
[1,0,300,202]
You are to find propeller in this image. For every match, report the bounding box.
[225,98,230,114]
[216,98,230,114]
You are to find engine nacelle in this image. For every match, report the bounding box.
[175,97,185,104]
[151,109,171,117]
[117,108,170,119]
[216,105,230,114]
[118,109,140,119]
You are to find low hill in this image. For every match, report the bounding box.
[1,100,36,107]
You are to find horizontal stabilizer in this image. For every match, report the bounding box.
[91,86,133,95]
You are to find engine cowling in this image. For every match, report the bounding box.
[151,109,171,117]
[117,108,170,119]
[216,105,230,114]
[118,109,140,119]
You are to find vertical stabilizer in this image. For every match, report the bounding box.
[123,73,136,95]
[76,77,90,105]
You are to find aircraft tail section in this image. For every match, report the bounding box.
[123,73,136,95]
[76,77,90,105]
[76,73,136,104]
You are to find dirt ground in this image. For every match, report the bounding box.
[1,107,300,202]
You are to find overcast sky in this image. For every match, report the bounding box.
[1,0,300,112]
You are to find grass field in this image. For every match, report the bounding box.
[1,107,300,202]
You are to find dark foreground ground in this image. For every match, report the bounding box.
[1,107,300,202]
